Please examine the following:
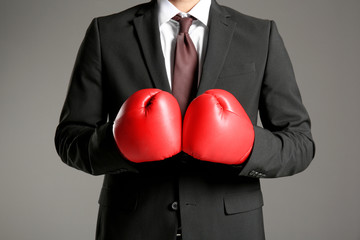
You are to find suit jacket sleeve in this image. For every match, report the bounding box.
[54,18,139,175]
[238,20,315,178]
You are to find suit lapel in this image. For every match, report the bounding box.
[132,1,236,95]
[133,2,171,93]
[197,1,236,96]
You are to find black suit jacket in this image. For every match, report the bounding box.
[55,1,315,239]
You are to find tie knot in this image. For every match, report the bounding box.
[172,14,194,34]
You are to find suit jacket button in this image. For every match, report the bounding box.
[170,201,178,211]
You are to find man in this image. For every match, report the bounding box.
[55,0,315,239]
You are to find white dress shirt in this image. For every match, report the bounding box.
[157,0,211,89]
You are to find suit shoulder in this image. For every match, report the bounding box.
[221,5,272,32]
[222,5,270,24]
[95,2,152,25]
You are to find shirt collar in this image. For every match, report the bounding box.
[157,0,211,27]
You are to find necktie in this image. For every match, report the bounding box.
[172,14,198,116]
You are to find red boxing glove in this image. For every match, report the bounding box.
[113,89,182,163]
[183,89,254,165]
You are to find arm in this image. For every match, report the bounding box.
[54,18,138,175]
[238,20,315,178]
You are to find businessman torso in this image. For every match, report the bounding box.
[93,2,267,238]
[56,0,315,239]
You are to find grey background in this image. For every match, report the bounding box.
[1,0,359,239]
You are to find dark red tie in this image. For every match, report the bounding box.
[172,14,198,116]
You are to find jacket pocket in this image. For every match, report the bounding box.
[223,189,263,215]
[98,187,138,211]
[218,62,256,79]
